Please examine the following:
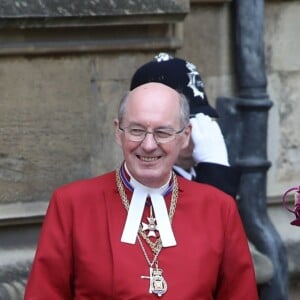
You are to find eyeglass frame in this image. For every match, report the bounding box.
[118,124,186,144]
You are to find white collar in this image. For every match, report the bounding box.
[121,164,176,247]
[173,165,196,180]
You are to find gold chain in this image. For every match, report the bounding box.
[115,167,179,254]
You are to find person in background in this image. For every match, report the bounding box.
[24,57,259,299]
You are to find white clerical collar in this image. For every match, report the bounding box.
[124,163,171,193]
[121,164,176,247]
[173,165,196,180]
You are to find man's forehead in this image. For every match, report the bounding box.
[127,83,180,110]
[124,96,180,127]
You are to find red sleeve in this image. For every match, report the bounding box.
[215,199,259,300]
[24,190,74,300]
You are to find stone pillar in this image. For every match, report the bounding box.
[232,0,289,299]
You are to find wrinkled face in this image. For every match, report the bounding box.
[115,82,191,187]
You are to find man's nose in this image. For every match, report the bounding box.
[141,132,158,149]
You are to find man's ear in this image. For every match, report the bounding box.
[114,119,122,146]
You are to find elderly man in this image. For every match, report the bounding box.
[24,69,258,299]
[130,53,274,286]
[129,52,239,197]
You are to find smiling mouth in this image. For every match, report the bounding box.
[138,155,160,162]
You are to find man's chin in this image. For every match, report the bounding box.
[136,170,166,187]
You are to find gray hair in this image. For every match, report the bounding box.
[118,91,190,127]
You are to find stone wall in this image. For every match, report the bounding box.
[0,0,188,217]
[265,1,300,196]
[0,0,189,297]
[0,0,299,298]
[264,2,300,297]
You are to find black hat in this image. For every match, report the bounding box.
[130,52,218,118]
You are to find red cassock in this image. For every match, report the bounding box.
[24,171,259,300]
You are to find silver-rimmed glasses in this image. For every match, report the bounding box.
[119,126,186,144]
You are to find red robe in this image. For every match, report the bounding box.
[24,171,259,299]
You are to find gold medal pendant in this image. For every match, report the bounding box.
[141,267,168,297]
[116,168,178,298]
[151,267,167,297]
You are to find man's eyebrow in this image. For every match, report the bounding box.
[125,122,145,127]
[155,126,176,131]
